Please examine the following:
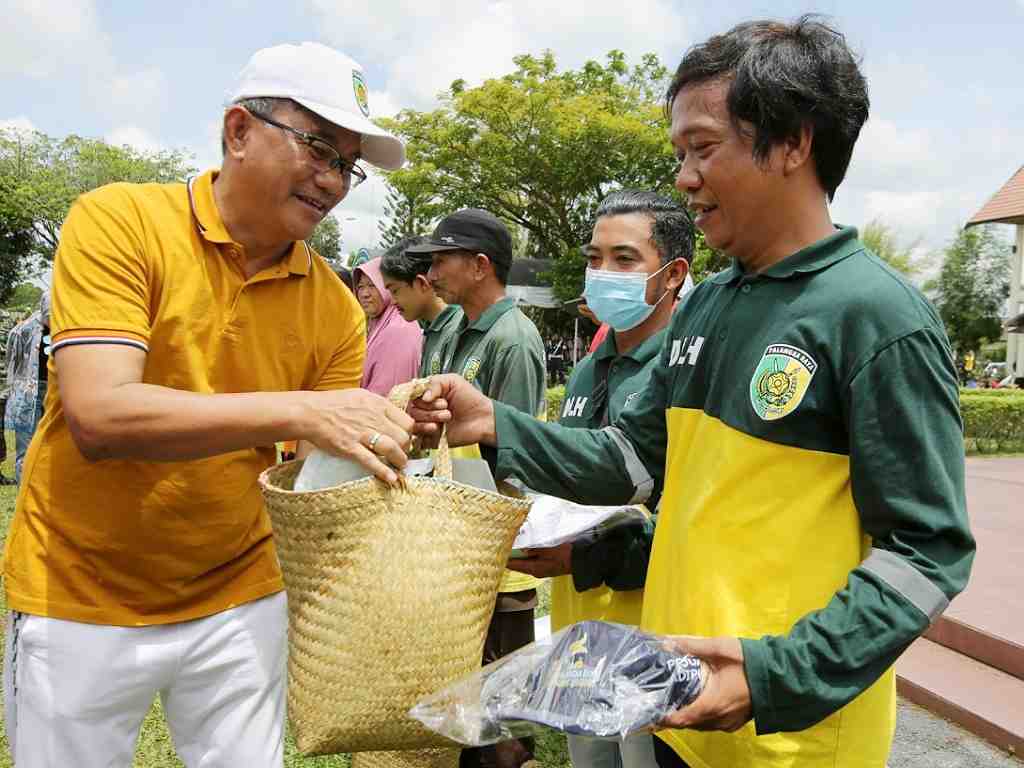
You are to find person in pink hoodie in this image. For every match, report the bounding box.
[353,255,422,396]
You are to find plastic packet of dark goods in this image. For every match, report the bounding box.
[409,620,706,744]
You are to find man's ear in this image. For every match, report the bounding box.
[665,258,689,294]
[783,122,815,176]
[222,106,254,160]
[475,253,492,282]
[414,274,433,293]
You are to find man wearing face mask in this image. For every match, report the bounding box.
[509,190,693,768]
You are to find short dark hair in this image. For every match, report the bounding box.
[221,97,290,156]
[594,189,696,265]
[380,235,430,284]
[665,15,869,200]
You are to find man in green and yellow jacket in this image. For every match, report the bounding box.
[412,17,974,768]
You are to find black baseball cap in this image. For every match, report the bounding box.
[406,208,513,267]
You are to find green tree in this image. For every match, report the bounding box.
[309,214,341,261]
[861,218,924,277]
[0,174,36,303]
[381,50,723,302]
[931,225,1011,355]
[377,166,444,247]
[0,129,195,262]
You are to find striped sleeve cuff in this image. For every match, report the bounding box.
[52,330,149,354]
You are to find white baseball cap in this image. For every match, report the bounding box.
[226,42,405,171]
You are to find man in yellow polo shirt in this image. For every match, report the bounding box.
[2,43,414,767]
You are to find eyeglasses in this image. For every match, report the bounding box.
[251,112,367,188]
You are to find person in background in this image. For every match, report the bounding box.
[333,264,356,294]
[4,289,50,483]
[407,208,546,768]
[380,236,464,378]
[353,256,423,396]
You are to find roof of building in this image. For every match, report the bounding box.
[967,165,1024,227]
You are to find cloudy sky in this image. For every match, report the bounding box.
[4,0,1023,254]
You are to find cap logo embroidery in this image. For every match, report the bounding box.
[441,236,455,243]
[750,344,817,421]
[352,70,370,117]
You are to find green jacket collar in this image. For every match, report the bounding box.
[421,304,460,333]
[461,296,516,334]
[710,226,862,285]
[593,324,666,365]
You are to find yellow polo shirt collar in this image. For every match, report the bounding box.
[187,170,312,276]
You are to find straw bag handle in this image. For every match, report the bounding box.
[387,378,452,480]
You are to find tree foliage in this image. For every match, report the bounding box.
[0,174,35,303]
[379,50,722,302]
[0,129,195,262]
[377,166,445,247]
[931,224,1011,355]
[309,214,341,261]
[860,218,924,277]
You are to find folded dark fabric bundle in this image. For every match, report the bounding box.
[480,620,704,737]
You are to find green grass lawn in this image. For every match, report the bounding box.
[0,433,568,766]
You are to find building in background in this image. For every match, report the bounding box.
[967,165,1024,381]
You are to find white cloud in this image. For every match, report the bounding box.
[105,125,164,154]
[108,68,170,126]
[306,0,692,109]
[368,89,401,120]
[3,0,170,139]
[0,0,113,79]
[0,115,37,135]
[847,117,938,187]
[337,212,384,252]
[191,118,225,172]
[330,169,393,249]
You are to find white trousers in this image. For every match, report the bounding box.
[3,592,287,767]
[567,732,659,768]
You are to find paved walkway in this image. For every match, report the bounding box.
[947,457,1024,645]
[891,700,1020,767]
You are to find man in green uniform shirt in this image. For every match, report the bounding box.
[380,235,464,378]
[512,189,693,768]
[412,17,974,768]
[408,208,546,768]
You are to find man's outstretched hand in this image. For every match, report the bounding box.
[507,543,573,578]
[408,374,498,448]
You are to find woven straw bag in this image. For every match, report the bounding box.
[259,379,531,755]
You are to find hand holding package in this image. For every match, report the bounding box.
[410,620,705,744]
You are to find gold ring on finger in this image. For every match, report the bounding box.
[368,431,383,452]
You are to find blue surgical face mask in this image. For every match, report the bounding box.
[583,262,672,332]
